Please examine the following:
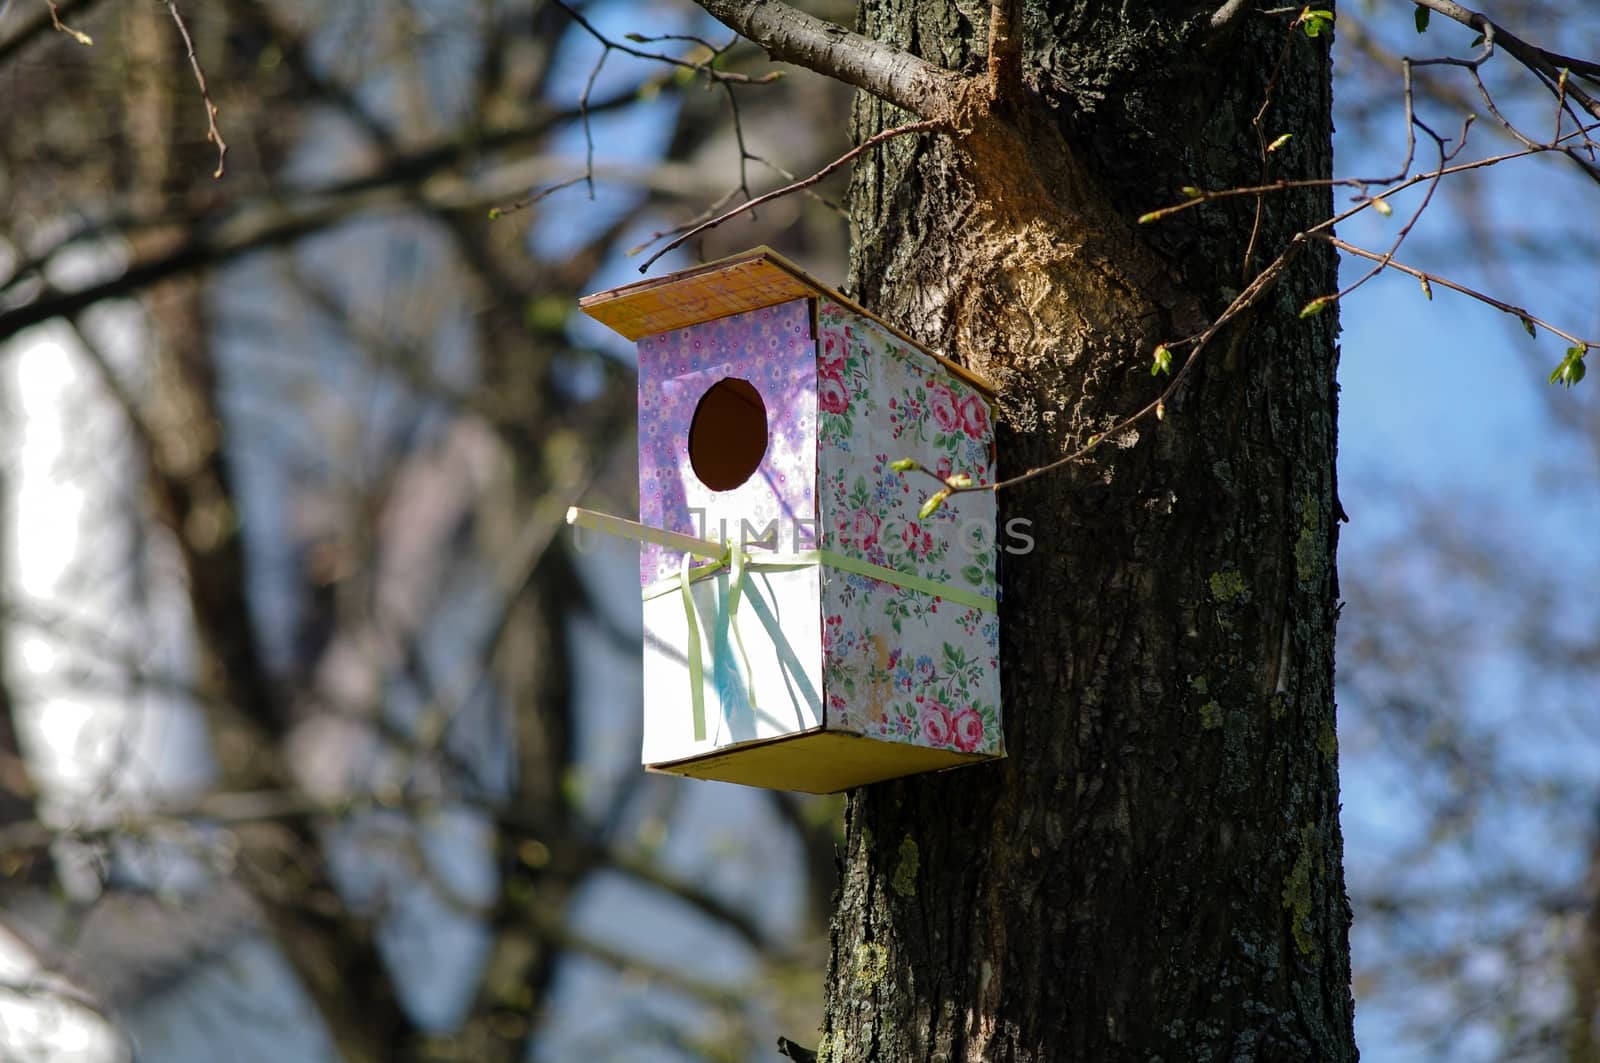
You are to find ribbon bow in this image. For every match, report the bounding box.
[565,506,995,744]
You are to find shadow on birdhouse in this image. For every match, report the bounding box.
[570,248,1003,793]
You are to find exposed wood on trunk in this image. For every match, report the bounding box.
[810,2,1356,1058]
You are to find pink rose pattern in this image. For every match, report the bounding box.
[636,300,817,586]
[814,299,1002,756]
[634,294,1000,757]
[819,617,1002,756]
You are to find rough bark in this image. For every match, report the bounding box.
[815,2,1356,1060]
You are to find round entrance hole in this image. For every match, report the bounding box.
[688,377,768,492]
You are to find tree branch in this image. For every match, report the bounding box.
[42,0,93,46]
[1409,0,1600,122]
[0,91,642,343]
[159,0,227,178]
[689,0,965,118]
[0,0,103,65]
[637,118,944,272]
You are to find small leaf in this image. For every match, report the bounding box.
[1138,210,1163,225]
[1418,276,1433,300]
[1181,186,1203,199]
[1085,434,1102,451]
[1299,296,1332,318]
[1156,399,1166,422]
[1469,33,1485,47]
[1371,197,1392,217]
[1267,133,1293,153]
[625,32,650,42]
[889,458,916,472]
[1151,344,1173,377]
[919,490,951,520]
[945,472,974,488]
[1551,344,1589,389]
[1519,315,1537,338]
[1300,8,1335,37]
[1414,6,1430,33]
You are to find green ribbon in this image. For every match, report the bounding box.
[643,548,997,613]
[726,540,758,720]
[679,552,706,741]
[567,506,997,744]
[657,544,994,747]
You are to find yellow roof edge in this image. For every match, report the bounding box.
[579,246,998,399]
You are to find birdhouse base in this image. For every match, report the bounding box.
[646,729,996,794]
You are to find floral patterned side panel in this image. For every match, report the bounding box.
[815,299,1003,756]
[636,300,818,587]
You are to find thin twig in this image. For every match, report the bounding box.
[1409,0,1600,123]
[578,44,608,199]
[1311,234,1599,350]
[625,185,744,257]
[625,78,808,258]
[637,118,946,272]
[1241,16,1299,278]
[552,0,780,86]
[517,0,783,240]
[160,0,227,178]
[1140,121,1600,226]
[487,175,591,219]
[1318,64,1469,309]
[42,0,92,45]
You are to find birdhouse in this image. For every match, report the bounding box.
[571,248,1002,793]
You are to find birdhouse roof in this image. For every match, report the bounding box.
[579,247,995,396]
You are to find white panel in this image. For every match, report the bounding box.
[641,566,823,766]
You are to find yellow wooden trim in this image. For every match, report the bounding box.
[579,250,813,340]
[579,246,998,398]
[647,728,999,794]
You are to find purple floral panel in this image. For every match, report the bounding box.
[636,299,818,587]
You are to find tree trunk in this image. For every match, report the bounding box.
[820,3,1355,1059]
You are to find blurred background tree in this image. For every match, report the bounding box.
[0,1,1595,1061]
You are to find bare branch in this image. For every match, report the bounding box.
[159,0,227,178]
[1137,120,1599,227]
[1208,0,1253,34]
[1408,0,1600,124]
[552,0,780,86]
[42,0,92,46]
[689,0,965,118]
[1311,234,1599,351]
[0,90,647,342]
[637,118,944,272]
[0,0,103,65]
